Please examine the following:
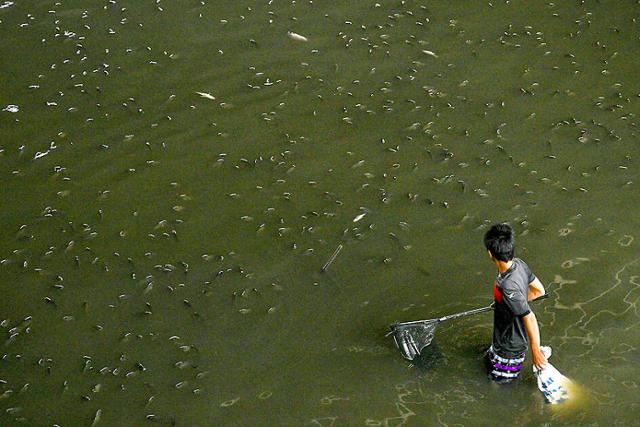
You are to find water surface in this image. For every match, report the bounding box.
[1,0,639,425]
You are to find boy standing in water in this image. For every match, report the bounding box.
[484,223,547,382]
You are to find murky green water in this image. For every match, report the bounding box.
[1,0,639,425]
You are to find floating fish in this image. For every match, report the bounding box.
[91,409,102,426]
[421,50,438,58]
[287,31,308,42]
[352,213,367,223]
[195,91,216,100]
[34,151,50,160]
[2,104,19,113]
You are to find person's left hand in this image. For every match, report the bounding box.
[532,347,548,370]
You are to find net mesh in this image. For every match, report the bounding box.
[389,320,438,360]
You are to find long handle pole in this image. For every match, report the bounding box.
[438,293,549,322]
[396,293,550,327]
[437,305,493,322]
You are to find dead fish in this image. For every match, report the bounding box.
[220,397,240,407]
[422,50,438,58]
[287,31,308,42]
[91,409,102,426]
[195,91,216,100]
[143,281,154,294]
[34,151,50,160]
[352,213,367,223]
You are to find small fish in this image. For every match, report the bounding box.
[422,50,438,58]
[34,150,50,160]
[287,31,308,42]
[195,91,216,100]
[220,397,240,407]
[91,409,102,426]
[143,281,154,294]
[352,213,366,223]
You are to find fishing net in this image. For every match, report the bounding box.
[388,320,438,360]
[389,295,549,361]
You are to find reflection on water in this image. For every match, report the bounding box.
[1,0,639,425]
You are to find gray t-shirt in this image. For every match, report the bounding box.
[492,258,536,357]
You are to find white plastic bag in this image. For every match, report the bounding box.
[533,346,571,404]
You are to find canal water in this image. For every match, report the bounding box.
[1,0,639,425]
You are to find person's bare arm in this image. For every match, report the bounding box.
[528,277,545,301]
[523,312,547,370]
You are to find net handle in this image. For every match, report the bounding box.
[438,293,549,322]
[390,294,549,328]
[437,305,492,322]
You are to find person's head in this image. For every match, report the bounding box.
[484,223,515,262]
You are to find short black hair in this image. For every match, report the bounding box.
[484,223,515,261]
